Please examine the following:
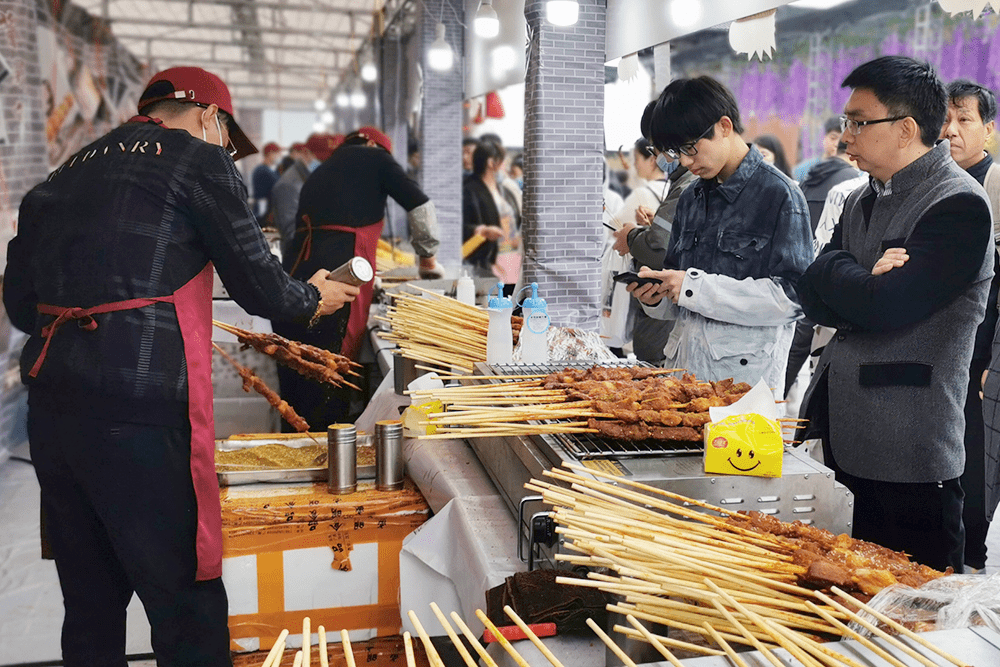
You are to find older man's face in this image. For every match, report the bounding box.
[942,96,993,171]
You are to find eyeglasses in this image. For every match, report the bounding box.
[839,115,908,136]
[663,122,717,160]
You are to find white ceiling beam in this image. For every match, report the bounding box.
[116,34,354,52]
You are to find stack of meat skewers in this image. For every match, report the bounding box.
[409,366,800,442]
[212,321,361,433]
[525,464,971,667]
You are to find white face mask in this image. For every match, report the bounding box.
[201,113,226,151]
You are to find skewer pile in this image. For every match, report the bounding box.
[257,596,974,667]
[213,320,361,390]
[376,287,521,374]
[407,366,805,441]
[526,464,965,667]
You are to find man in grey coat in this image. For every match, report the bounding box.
[798,56,994,572]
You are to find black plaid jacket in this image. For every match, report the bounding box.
[3,121,318,426]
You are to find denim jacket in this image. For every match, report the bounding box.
[643,146,813,389]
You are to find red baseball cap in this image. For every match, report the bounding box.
[138,66,258,161]
[290,142,307,152]
[305,133,340,162]
[356,126,392,153]
[263,142,282,154]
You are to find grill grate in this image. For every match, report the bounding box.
[485,361,705,460]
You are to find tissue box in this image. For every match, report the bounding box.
[703,413,783,478]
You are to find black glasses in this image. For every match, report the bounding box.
[663,122,717,160]
[839,115,908,136]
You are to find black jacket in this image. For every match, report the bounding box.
[462,176,500,270]
[800,157,860,232]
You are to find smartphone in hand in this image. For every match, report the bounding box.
[613,271,662,287]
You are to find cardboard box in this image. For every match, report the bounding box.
[221,480,430,652]
[703,413,783,478]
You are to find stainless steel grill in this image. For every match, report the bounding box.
[483,361,704,460]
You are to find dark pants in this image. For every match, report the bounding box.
[632,309,672,365]
[29,407,232,667]
[821,433,965,573]
[963,357,991,569]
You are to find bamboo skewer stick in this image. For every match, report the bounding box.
[613,623,724,658]
[607,603,770,648]
[429,603,479,667]
[586,618,639,667]
[407,610,447,667]
[707,600,786,667]
[318,626,329,667]
[293,651,303,667]
[403,632,417,667]
[622,615,690,666]
[701,621,751,667]
[829,587,971,667]
[303,617,311,667]
[261,629,290,667]
[340,630,356,667]
[475,609,533,667]
[450,612,500,667]
[504,605,567,667]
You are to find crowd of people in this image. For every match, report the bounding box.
[614,56,1000,577]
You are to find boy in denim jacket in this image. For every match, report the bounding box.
[627,77,813,389]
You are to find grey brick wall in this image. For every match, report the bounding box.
[521,0,606,329]
[0,0,46,234]
[418,0,463,268]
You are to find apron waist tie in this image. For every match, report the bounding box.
[289,218,365,276]
[31,297,175,378]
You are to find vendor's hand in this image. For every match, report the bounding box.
[872,248,909,276]
[613,223,636,256]
[475,225,504,241]
[418,256,445,279]
[635,205,655,226]
[983,368,989,400]
[308,269,360,315]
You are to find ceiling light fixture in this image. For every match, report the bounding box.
[474,0,501,38]
[336,92,350,108]
[669,0,702,27]
[428,23,455,71]
[350,84,367,109]
[545,0,579,26]
[314,98,327,111]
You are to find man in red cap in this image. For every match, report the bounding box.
[271,132,339,255]
[3,66,360,665]
[251,141,283,219]
[274,127,443,429]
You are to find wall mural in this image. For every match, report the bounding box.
[676,8,1000,163]
[37,23,145,170]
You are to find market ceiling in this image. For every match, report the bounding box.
[73,0,396,110]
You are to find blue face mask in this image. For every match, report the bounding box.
[656,153,670,173]
[515,177,523,190]
[308,159,321,172]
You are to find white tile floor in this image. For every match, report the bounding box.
[1,438,999,665]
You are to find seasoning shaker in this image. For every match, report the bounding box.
[326,257,374,286]
[327,423,357,494]
[375,420,404,491]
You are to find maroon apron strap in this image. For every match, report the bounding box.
[172,263,223,580]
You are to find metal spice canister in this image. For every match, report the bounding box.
[327,423,357,494]
[375,420,404,491]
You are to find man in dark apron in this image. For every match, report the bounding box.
[275,126,442,429]
[3,67,359,666]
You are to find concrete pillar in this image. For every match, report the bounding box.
[521,0,606,329]
[418,0,464,269]
[654,42,671,93]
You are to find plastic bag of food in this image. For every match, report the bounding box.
[848,573,1000,636]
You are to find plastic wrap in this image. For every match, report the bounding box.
[512,325,618,362]
[848,573,1000,636]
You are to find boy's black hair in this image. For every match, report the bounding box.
[842,56,947,147]
[947,78,998,124]
[649,76,745,152]
[462,137,480,147]
[639,100,656,141]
